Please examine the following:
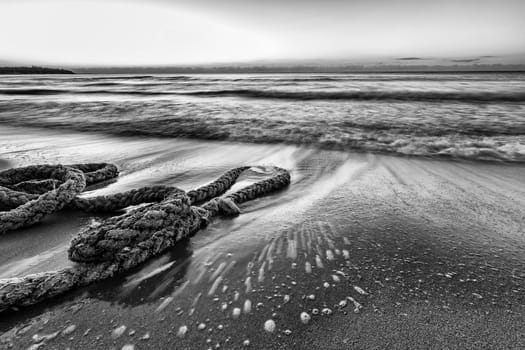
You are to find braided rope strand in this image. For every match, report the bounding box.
[0,164,290,312]
[0,163,118,233]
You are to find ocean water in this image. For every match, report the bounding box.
[0,73,524,162]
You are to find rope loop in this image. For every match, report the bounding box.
[0,163,290,312]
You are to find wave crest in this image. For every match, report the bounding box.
[2,88,525,103]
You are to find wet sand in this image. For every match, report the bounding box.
[1,126,525,349]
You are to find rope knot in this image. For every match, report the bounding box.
[217,197,241,216]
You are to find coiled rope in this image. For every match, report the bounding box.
[0,163,290,312]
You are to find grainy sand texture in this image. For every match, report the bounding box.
[1,126,524,349]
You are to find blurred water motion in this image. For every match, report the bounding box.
[0,73,524,162]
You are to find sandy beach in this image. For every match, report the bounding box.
[1,125,524,349]
[2,0,525,345]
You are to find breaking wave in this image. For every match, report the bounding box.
[0,103,523,163]
[0,73,524,163]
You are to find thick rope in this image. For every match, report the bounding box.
[0,163,119,233]
[0,164,290,312]
[0,165,86,234]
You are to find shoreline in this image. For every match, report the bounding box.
[0,124,522,166]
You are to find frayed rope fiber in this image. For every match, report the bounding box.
[0,163,290,312]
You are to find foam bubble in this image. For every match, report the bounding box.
[245,277,253,293]
[300,312,311,324]
[322,308,333,315]
[347,296,363,313]
[354,286,368,295]
[243,299,252,314]
[305,262,312,274]
[264,319,276,333]
[315,255,324,268]
[111,325,127,339]
[177,326,188,338]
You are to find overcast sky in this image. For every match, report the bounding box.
[1,0,524,66]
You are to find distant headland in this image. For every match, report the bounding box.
[0,66,75,74]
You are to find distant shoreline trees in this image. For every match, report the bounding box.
[0,66,74,74]
[1,64,524,75]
